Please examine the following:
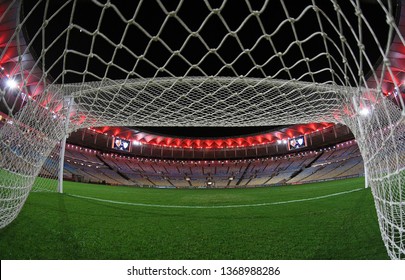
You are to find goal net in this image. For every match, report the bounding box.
[0,0,404,259]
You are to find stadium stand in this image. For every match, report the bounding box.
[60,140,365,188]
[291,141,363,183]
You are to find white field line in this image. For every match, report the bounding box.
[66,188,364,209]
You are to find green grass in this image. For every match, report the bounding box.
[0,177,388,260]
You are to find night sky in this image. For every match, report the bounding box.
[22,0,391,83]
[20,0,395,137]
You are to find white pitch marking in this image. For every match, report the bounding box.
[67,188,364,209]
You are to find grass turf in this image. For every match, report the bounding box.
[0,177,388,259]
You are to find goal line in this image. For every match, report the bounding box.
[66,188,364,209]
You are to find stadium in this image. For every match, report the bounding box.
[0,0,404,260]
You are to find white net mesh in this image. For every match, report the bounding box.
[0,0,404,259]
[32,144,61,192]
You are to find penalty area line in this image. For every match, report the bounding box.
[66,188,364,209]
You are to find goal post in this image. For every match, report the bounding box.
[57,96,74,194]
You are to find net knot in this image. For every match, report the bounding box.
[288,17,296,23]
[212,8,221,15]
[357,43,365,51]
[333,2,341,12]
[386,15,395,25]
[252,10,260,17]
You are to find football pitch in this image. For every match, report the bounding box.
[0,177,388,259]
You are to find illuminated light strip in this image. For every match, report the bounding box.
[67,188,363,209]
[90,123,335,149]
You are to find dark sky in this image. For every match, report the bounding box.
[134,125,287,138]
[22,0,393,84]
